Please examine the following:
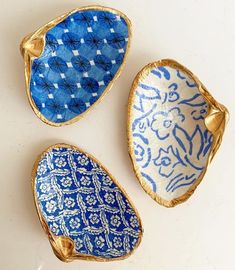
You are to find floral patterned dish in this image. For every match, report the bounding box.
[21,6,131,126]
[32,144,142,262]
[128,59,228,207]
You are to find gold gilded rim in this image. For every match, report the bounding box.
[32,143,143,262]
[127,59,229,208]
[21,5,132,127]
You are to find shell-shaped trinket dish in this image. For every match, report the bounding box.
[21,6,131,126]
[128,59,228,207]
[32,144,142,262]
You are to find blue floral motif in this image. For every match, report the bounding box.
[62,32,81,50]
[45,99,66,115]
[167,83,180,102]
[94,55,112,71]
[134,142,146,163]
[29,9,129,124]
[73,12,94,26]
[98,11,118,27]
[32,59,46,74]
[71,56,91,72]
[80,77,99,93]
[33,77,55,93]
[68,98,87,114]
[133,133,151,169]
[137,118,150,134]
[107,33,126,49]
[130,65,214,201]
[57,78,77,93]
[150,107,185,140]
[48,56,68,73]
[103,73,114,86]
[191,104,208,120]
[153,146,183,178]
[84,33,104,49]
[35,146,142,259]
[45,34,58,51]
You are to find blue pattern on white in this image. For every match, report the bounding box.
[131,66,213,201]
[35,146,141,259]
[30,10,129,123]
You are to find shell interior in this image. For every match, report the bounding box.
[33,144,142,261]
[128,60,227,207]
[24,7,130,125]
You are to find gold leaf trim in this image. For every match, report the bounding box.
[21,5,132,127]
[127,59,229,207]
[32,143,143,262]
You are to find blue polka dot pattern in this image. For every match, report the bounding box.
[29,9,130,124]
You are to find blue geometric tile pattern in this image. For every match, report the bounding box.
[35,145,141,259]
[129,64,214,204]
[30,9,129,124]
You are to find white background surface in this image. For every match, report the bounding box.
[1,0,235,269]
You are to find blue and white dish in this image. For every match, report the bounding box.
[32,144,142,262]
[128,59,228,207]
[21,6,131,126]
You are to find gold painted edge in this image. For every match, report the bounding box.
[32,143,143,262]
[127,59,229,208]
[21,5,132,127]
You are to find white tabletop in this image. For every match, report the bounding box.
[1,0,235,269]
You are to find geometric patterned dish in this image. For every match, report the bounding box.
[32,144,142,262]
[128,59,228,207]
[21,6,131,126]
